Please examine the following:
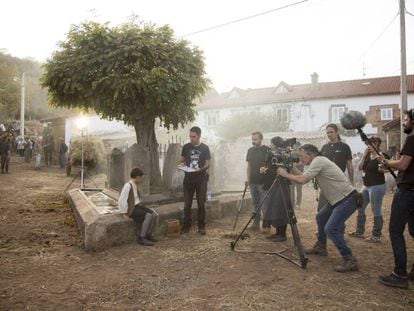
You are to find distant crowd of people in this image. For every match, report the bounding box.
[0,129,69,173]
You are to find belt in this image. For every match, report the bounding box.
[332,190,357,208]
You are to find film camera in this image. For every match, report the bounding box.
[269,137,300,169]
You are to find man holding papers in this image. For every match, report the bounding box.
[178,126,211,235]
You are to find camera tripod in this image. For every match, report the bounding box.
[230,175,308,269]
[64,166,101,192]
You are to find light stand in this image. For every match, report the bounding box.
[80,128,85,190]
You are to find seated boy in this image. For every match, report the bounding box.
[118,167,159,246]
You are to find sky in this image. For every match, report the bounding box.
[1,0,413,93]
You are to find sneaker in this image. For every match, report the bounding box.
[348,231,364,239]
[138,237,154,246]
[305,241,328,256]
[334,256,358,272]
[366,236,381,243]
[379,272,409,289]
[198,228,206,235]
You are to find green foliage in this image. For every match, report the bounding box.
[0,50,62,122]
[216,111,290,140]
[42,21,209,130]
[0,52,19,120]
[69,135,105,170]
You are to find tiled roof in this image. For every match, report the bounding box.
[382,117,400,131]
[197,75,414,110]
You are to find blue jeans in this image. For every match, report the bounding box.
[317,193,358,257]
[249,183,265,223]
[389,188,414,276]
[358,183,386,217]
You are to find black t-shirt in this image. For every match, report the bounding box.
[181,142,211,181]
[246,145,270,184]
[362,156,385,186]
[397,135,414,188]
[321,141,352,172]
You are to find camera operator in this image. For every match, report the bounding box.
[246,131,269,231]
[376,109,414,289]
[260,137,290,242]
[277,144,359,272]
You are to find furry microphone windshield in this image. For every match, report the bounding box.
[340,111,367,130]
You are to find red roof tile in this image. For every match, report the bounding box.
[198,75,414,110]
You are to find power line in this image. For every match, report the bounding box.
[356,12,399,63]
[181,0,311,37]
[406,9,414,16]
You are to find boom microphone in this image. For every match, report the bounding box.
[340,111,367,130]
[340,110,397,180]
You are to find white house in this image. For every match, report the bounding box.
[195,73,414,148]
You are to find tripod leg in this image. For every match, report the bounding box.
[64,171,81,192]
[232,184,248,231]
[278,182,308,269]
[84,170,99,188]
[231,177,278,250]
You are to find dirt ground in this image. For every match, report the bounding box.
[1,156,414,311]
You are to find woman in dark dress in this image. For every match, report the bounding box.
[261,137,290,242]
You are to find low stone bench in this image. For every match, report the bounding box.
[67,189,251,251]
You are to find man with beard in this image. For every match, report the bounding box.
[246,132,270,231]
[377,109,414,289]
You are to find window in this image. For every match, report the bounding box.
[274,108,289,122]
[206,111,219,127]
[331,106,346,123]
[381,108,393,121]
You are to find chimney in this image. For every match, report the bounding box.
[311,72,319,88]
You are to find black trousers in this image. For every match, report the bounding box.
[183,175,207,229]
[389,188,414,276]
[1,155,9,172]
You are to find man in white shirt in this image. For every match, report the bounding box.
[118,167,159,246]
[277,144,359,272]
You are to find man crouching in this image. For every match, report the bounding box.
[118,167,159,246]
[277,144,359,272]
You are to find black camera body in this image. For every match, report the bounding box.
[269,138,300,169]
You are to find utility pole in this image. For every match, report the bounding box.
[20,72,26,137]
[399,0,408,147]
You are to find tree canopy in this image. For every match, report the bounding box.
[42,21,209,188]
[42,21,209,130]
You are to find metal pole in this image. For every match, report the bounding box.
[20,72,25,137]
[80,129,84,189]
[400,0,408,147]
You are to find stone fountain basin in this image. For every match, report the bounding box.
[67,188,251,251]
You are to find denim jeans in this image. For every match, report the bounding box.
[389,188,414,276]
[358,183,386,217]
[249,183,265,223]
[317,193,358,257]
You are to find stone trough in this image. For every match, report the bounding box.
[67,188,251,251]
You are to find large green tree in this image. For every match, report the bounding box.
[42,21,209,187]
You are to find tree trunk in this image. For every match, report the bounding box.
[134,118,162,191]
